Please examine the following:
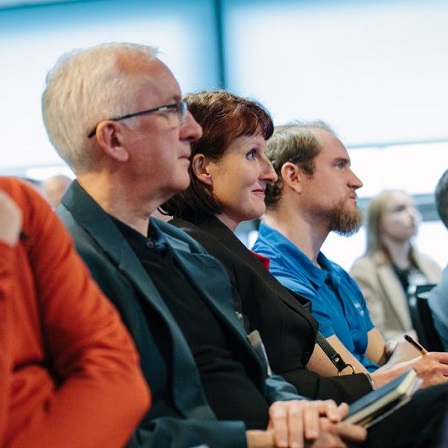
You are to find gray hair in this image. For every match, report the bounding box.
[41,42,159,172]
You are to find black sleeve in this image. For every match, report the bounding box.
[280,369,373,404]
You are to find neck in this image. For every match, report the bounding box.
[215,212,240,233]
[381,236,412,269]
[263,203,329,266]
[77,173,156,236]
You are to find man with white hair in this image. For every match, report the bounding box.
[42,42,366,448]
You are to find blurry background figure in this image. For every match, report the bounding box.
[350,190,441,341]
[42,174,72,209]
[428,170,448,351]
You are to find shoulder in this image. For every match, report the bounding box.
[413,249,442,278]
[0,176,46,209]
[351,254,374,269]
[0,177,70,246]
[168,217,217,246]
[167,216,242,261]
[324,256,365,295]
[350,255,378,277]
[155,219,208,255]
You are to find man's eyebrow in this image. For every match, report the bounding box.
[332,157,351,165]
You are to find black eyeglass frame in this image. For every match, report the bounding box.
[87,100,187,138]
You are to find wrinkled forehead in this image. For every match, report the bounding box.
[148,62,181,96]
[119,54,182,102]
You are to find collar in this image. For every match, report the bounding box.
[111,215,168,254]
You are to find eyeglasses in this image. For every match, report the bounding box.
[87,100,188,138]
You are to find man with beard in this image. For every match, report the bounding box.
[252,121,448,379]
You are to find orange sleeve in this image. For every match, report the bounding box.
[1,178,150,448]
[0,243,14,445]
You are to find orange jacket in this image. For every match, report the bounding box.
[0,177,150,448]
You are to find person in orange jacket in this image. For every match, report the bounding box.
[0,176,150,448]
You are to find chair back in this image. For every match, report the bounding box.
[408,283,444,352]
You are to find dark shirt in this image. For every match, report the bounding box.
[392,264,411,295]
[113,217,269,429]
[392,263,429,297]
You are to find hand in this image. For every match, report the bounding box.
[409,352,448,387]
[383,332,421,366]
[0,191,22,246]
[246,415,366,448]
[265,400,364,448]
[307,418,367,448]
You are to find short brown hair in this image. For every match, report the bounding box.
[161,90,273,219]
[265,120,334,209]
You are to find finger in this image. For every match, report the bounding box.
[334,422,367,444]
[319,400,341,422]
[301,404,321,442]
[269,402,291,448]
[286,402,307,448]
[337,402,349,419]
[426,352,448,365]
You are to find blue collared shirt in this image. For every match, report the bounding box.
[252,222,378,372]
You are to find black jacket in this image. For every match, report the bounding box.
[58,181,301,448]
[170,215,373,404]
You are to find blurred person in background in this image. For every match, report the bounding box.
[350,190,441,341]
[42,174,72,209]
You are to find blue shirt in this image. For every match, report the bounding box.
[252,222,378,372]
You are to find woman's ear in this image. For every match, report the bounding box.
[192,154,213,186]
[281,162,302,194]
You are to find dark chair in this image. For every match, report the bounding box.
[408,283,444,352]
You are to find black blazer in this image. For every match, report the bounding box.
[170,215,373,404]
[58,181,301,448]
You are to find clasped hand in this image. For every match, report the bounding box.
[246,399,366,448]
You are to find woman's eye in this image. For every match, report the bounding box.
[246,149,257,159]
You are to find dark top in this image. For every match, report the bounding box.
[392,264,412,294]
[170,215,374,404]
[58,180,303,448]
[392,263,429,297]
[113,217,269,429]
[58,181,448,448]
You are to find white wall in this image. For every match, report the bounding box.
[1,0,447,268]
[224,0,448,146]
[0,0,219,174]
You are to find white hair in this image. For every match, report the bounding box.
[42,42,159,172]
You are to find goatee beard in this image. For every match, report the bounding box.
[329,200,363,237]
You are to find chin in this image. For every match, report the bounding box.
[244,209,264,222]
[175,174,191,191]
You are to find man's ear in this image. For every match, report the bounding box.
[95,121,129,162]
[191,153,213,186]
[281,162,302,194]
